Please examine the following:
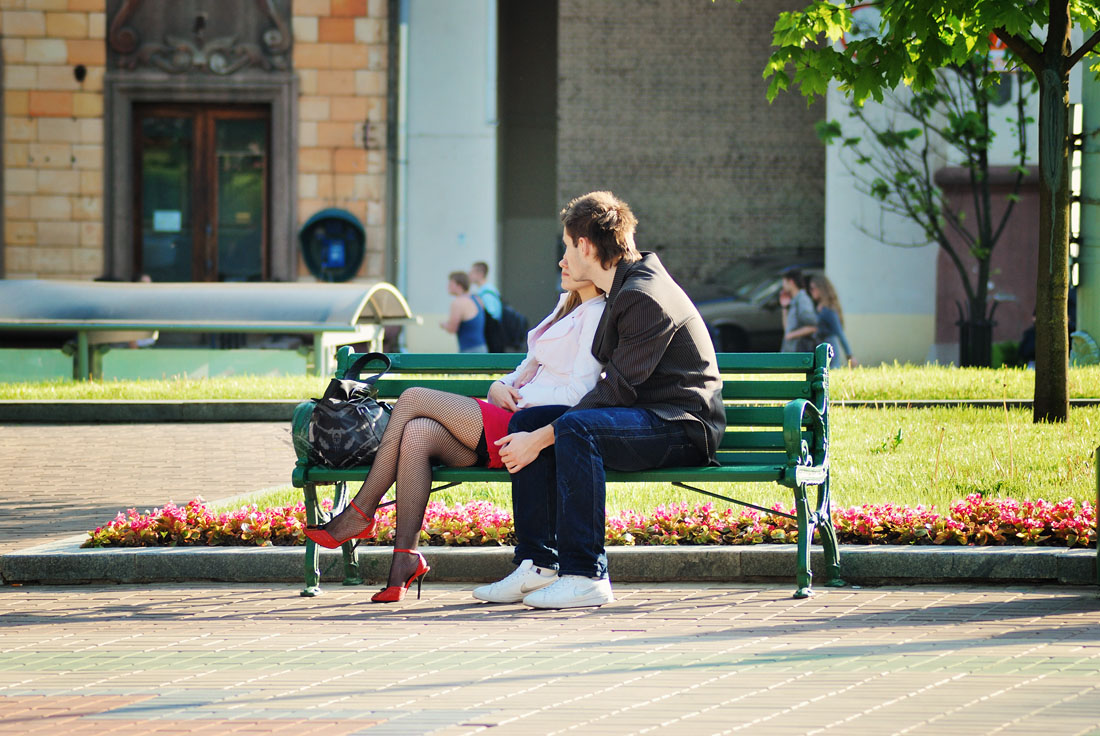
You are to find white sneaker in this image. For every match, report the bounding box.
[471,559,558,603]
[522,575,614,609]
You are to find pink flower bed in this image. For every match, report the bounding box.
[83,494,1096,549]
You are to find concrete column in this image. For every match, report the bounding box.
[1078,73,1100,342]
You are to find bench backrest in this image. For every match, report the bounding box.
[334,344,831,468]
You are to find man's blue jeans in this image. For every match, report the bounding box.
[507,406,704,578]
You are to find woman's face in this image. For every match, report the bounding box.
[447,278,462,296]
[808,282,820,300]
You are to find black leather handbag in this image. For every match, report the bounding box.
[299,352,392,469]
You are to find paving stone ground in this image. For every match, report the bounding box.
[3,422,1100,733]
[0,423,294,554]
[1,582,1099,735]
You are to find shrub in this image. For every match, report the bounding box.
[83,495,1096,549]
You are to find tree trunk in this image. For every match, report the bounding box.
[1033,68,1071,423]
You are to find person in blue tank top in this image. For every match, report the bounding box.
[441,271,488,353]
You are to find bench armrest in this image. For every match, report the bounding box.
[782,398,827,470]
[291,400,315,465]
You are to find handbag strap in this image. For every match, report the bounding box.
[343,351,391,386]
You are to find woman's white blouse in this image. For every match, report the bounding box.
[498,293,606,408]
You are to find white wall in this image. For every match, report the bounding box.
[402,0,498,352]
[824,71,1042,365]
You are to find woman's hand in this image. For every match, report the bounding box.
[487,380,522,411]
[496,425,554,473]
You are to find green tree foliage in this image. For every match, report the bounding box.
[759,0,1100,422]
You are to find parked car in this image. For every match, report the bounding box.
[691,259,824,353]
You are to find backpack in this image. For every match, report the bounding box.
[481,298,529,353]
[498,303,529,351]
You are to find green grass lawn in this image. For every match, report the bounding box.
[4,364,1100,401]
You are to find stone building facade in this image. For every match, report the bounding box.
[2,0,389,282]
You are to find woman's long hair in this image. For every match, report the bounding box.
[549,287,603,327]
[808,274,844,327]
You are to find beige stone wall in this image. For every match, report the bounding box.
[557,0,825,289]
[291,0,388,279]
[2,0,106,279]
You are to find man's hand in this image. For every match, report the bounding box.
[496,424,555,473]
[487,380,522,411]
[778,290,791,308]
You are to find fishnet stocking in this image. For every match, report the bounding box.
[318,388,483,583]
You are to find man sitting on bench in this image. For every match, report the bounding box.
[474,190,726,609]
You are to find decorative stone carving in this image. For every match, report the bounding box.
[107,0,291,75]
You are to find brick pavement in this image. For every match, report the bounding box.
[0,423,293,554]
[1,582,1099,735]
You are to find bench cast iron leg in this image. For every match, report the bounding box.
[301,482,323,597]
[793,484,813,598]
[815,477,845,588]
[333,481,364,586]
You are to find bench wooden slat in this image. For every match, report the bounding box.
[716,353,814,371]
[720,430,808,450]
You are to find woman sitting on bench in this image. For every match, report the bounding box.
[305,260,606,603]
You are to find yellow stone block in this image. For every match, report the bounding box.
[72,90,102,117]
[28,142,71,168]
[5,143,30,167]
[87,11,103,38]
[354,17,383,44]
[37,169,80,195]
[294,0,331,17]
[45,11,87,38]
[38,220,80,246]
[29,194,71,220]
[73,246,103,277]
[33,246,75,274]
[79,221,102,247]
[4,247,34,273]
[2,11,47,37]
[5,168,36,194]
[299,96,330,121]
[72,143,101,169]
[72,195,101,220]
[6,220,37,245]
[79,170,102,195]
[299,121,318,147]
[292,16,318,43]
[5,64,38,90]
[78,118,102,143]
[4,90,30,116]
[35,117,79,142]
[25,37,67,62]
[5,195,30,219]
[5,117,37,141]
[2,38,26,63]
[35,64,79,90]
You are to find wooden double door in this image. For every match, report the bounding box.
[133,104,270,282]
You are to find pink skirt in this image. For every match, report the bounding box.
[476,399,513,469]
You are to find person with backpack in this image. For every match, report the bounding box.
[469,261,503,320]
[304,261,606,603]
[440,271,487,353]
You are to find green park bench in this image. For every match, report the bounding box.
[291,345,843,599]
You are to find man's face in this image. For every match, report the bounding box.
[561,228,592,282]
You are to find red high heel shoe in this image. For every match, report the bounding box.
[304,500,377,549]
[370,549,430,603]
